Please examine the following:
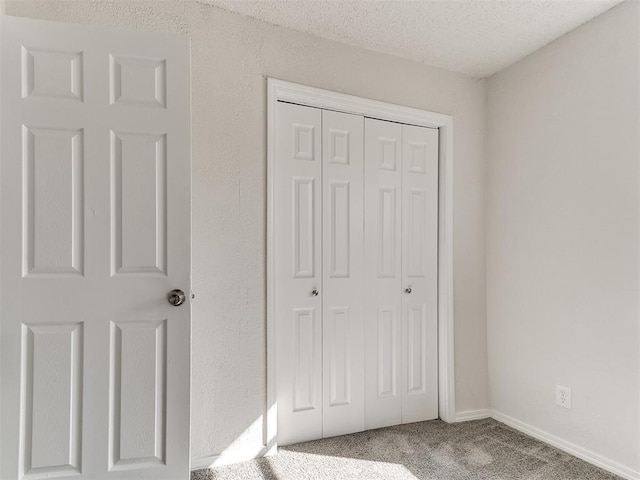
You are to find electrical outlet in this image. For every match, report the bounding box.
[556,385,572,409]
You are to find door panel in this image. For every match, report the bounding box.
[275,102,322,446]
[401,124,439,423]
[111,131,168,276]
[364,118,402,430]
[109,320,167,470]
[22,323,83,477]
[293,177,317,278]
[378,187,398,278]
[321,110,364,438]
[326,307,350,406]
[1,16,191,480]
[23,126,84,276]
[292,308,319,412]
[376,307,397,398]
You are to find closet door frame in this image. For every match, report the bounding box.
[266,78,455,453]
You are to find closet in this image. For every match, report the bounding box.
[274,101,438,446]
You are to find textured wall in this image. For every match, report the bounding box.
[487,0,639,472]
[4,0,489,463]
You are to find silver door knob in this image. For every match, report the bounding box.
[168,289,186,306]
[405,287,412,294]
[311,289,319,296]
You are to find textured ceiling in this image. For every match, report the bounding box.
[202,0,624,77]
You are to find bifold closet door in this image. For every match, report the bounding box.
[275,102,437,444]
[321,110,365,438]
[364,118,439,429]
[401,124,439,423]
[275,103,366,445]
[275,102,323,446]
[364,118,403,429]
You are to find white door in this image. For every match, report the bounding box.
[364,118,403,430]
[0,16,191,480]
[364,119,439,429]
[275,104,366,444]
[275,103,438,443]
[401,124,439,423]
[275,102,323,446]
[321,110,364,438]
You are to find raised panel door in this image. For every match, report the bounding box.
[274,102,323,446]
[321,110,364,438]
[401,124,438,423]
[363,118,403,430]
[1,16,191,480]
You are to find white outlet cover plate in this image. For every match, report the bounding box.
[556,385,572,409]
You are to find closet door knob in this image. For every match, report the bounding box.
[405,287,412,294]
[311,289,319,296]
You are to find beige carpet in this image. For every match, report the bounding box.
[191,418,621,480]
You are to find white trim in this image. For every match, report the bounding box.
[269,80,453,129]
[491,411,640,480]
[190,454,220,471]
[265,77,456,451]
[455,409,491,422]
[436,114,455,424]
[191,447,269,471]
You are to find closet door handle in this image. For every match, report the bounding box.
[405,287,412,294]
[311,289,319,296]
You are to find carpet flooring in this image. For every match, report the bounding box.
[191,418,621,480]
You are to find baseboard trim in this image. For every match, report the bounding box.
[191,447,269,471]
[491,411,640,480]
[455,409,492,422]
[191,454,219,471]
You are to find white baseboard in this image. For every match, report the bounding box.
[191,454,219,471]
[491,410,640,480]
[191,446,268,471]
[455,409,492,422]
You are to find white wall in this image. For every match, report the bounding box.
[487,0,639,473]
[4,0,489,463]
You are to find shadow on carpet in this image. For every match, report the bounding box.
[191,418,621,480]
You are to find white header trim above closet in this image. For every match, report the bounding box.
[266,77,455,452]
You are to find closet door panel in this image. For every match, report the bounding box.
[401,124,439,423]
[275,102,323,445]
[364,118,402,429]
[322,110,365,438]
